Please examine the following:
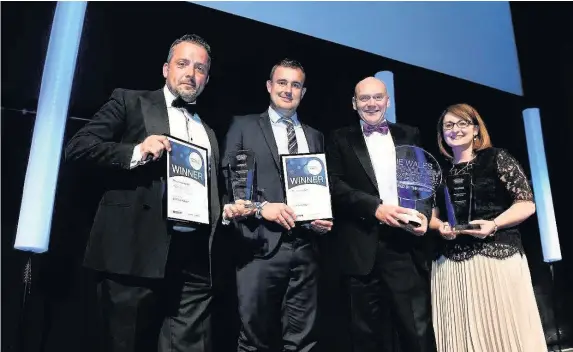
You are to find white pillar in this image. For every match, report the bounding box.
[522,108,561,262]
[14,2,88,253]
[375,71,396,123]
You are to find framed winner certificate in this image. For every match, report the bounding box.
[165,135,210,225]
[280,153,333,222]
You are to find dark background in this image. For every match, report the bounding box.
[2,2,572,351]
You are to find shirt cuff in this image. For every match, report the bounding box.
[129,144,150,169]
[172,225,196,232]
[221,205,231,225]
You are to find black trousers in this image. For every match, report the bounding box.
[96,232,212,352]
[236,235,318,352]
[347,240,436,352]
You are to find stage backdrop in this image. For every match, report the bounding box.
[193,1,523,96]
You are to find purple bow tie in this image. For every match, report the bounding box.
[362,121,389,136]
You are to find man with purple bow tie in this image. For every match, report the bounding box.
[326,77,436,352]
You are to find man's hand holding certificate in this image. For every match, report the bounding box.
[166,135,210,225]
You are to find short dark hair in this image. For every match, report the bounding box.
[269,58,305,82]
[166,34,211,66]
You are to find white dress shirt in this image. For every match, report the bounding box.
[360,120,399,206]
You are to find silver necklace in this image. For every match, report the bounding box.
[449,154,476,176]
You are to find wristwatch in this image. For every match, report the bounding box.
[254,201,268,219]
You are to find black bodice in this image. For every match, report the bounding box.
[434,148,534,261]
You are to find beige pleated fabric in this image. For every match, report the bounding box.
[431,253,547,352]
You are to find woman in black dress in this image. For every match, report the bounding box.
[429,103,546,352]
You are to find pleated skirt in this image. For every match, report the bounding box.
[431,253,547,352]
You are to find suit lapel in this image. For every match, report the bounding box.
[203,124,218,164]
[351,122,412,193]
[141,89,170,136]
[258,112,281,170]
[388,122,409,147]
[348,126,379,192]
[302,124,318,153]
[202,123,220,227]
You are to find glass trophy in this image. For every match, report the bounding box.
[395,145,442,227]
[227,149,257,209]
[444,171,479,231]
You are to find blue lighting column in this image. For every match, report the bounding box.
[13,2,88,253]
[522,108,561,263]
[375,71,396,123]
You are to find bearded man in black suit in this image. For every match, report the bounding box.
[65,34,222,352]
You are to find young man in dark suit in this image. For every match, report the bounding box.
[221,59,333,352]
[65,34,221,352]
[326,77,436,352]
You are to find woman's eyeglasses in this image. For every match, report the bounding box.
[443,120,473,130]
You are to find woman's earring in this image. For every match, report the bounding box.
[473,134,478,140]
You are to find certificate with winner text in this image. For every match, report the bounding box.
[166,135,209,225]
[281,153,333,222]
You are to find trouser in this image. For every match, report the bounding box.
[236,235,318,352]
[348,240,436,352]
[96,232,212,352]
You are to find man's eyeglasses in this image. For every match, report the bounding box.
[443,120,473,130]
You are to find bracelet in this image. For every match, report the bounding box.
[490,219,498,236]
[255,201,268,219]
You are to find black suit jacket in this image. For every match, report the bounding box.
[326,122,433,276]
[221,111,324,258]
[65,88,221,279]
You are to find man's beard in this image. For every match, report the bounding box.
[177,86,201,103]
[167,81,203,103]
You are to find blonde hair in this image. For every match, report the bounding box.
[437,103,492,159]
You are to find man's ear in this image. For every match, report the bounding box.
[205,75,210,86]
[301,87,307,99]
[163,63,169,79]
[266,80,272,94]
[352,97,357,111]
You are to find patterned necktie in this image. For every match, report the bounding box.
[283,117,299,154]
[362,121,389,136]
